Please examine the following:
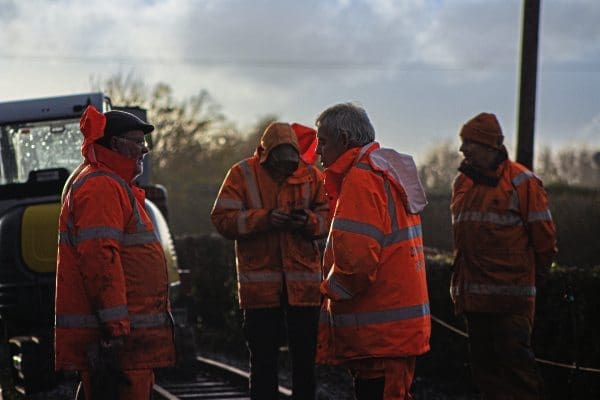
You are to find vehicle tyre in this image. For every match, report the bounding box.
[8,336,53,395]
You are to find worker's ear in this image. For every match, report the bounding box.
[339,130,350,150]
[109,136,119,151]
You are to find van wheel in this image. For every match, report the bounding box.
[9,336,53,395]
[0,337,23,399]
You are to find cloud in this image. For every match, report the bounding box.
[415,2,520,72]
[3,1,595,79]
[1,0,600,157]
[3,0,598,72]
[541,0,600,64]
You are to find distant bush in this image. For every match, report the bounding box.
[173,234,246,358]
[421,187,600,268]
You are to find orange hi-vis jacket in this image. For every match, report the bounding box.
[55,143,175,370]
[317,143,431,364]
[450,158,557,320]
[211,133,330,309]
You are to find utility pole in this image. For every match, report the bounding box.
[516,0,541,170]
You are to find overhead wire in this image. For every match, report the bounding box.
[0,52,520,71]
[2,53,597,71]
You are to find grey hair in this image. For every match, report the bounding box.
[315,102,375,147]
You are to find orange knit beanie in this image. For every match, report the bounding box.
[459,112,504,149]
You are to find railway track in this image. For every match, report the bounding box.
[154,355,292,399]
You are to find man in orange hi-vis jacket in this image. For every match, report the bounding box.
[450,112,557,399]
[315,102,431,400]
[211,122,330,400]
[55,106,175,399]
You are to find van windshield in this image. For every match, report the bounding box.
[0,118,83,185]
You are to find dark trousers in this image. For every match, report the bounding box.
[466,312,544,400]
[350,357,416,400]
[77,369,153,400]
[354,377,385,399]
[243,305,319,400]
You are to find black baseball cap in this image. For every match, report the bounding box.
[95,109,154,147]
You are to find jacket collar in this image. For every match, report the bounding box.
[458,153,508,187]
[90,143,138,182]
[287,159,313,183]
[326,142,379,178]
[255,155,313,184]
[323,142,379,209]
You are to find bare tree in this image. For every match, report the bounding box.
[536,146,600,188]
[418,140,462,194]
[91,74,275,234]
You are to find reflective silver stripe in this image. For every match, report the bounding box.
[72,171,107,191]
[356,143,373,163]
[59,231,73,246]
[98,305,128,322]
[314,204,329,212]
[528,209,552,222]
[56,312,171,329]
[238,271,282,283]
[77,226,124,243]
[328,303,430,328]
[452,211,523,226]
[122,230,159,246]
[64,192,76,237]
[215,197,244,210]
[56,314,101,328]
[314,204,329,236]
[383,179,399,231]
[70,170,147,233]
[302,182,310,208]
[240,160,262,208]
[467,283,536,297]
[324,232,333,251]
[354,163,372,172]
[355,162,400,230]
[332,160,421,247]
[130,313,170,328]
[73,171,136,214]
[450,285,459,297]
[315,213,327,236]
[333,218,385,245]
[512,171,535,187]
[285,271,322,282]
[332,218,421,248]
[62,227,158,247]
[383,225,422,247]
[237,210,249,234]
[508,190,520,212]
[306,165,316,209]
[59,227,122,246]
[327,275,353,300]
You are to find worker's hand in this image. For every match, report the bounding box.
[269,208,291,228]
[100,336,125,352]
[87,336,130,396]
[87,336,125,372]
[289,208,309,230]
[100,336,125,361]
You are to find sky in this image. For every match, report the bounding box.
[1,0,599,164]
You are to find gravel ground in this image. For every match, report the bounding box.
[314,365,479,400]
[202,350,478,400]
